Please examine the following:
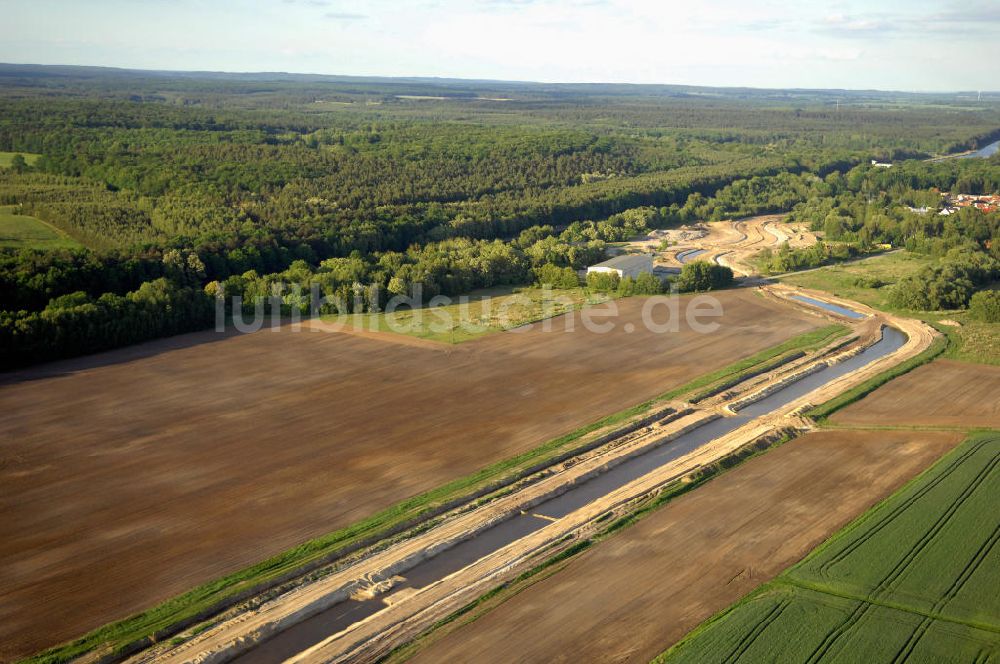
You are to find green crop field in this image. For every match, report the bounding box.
[0,151,41,167]
[0,206,81,249]
[661,585,999,663]
[792,432,1000,627]
[658,432,1000,663]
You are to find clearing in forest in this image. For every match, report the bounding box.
[0,151,41,168]
[0,206,80,250]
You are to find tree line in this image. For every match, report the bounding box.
[2,76,999,367]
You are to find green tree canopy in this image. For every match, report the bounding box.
[675,261,734,292]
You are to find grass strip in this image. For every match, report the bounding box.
[21,327,841,664]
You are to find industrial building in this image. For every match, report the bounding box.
[586,254,654,279]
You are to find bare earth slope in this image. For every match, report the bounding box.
[832,358,1000,428]
[0,291,817,661]
[408,429,964,664]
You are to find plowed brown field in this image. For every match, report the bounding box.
[0,291,817,662]
[408,429,964,664]
[832,359,1000,428]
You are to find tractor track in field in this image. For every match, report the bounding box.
[802,442,1000,664]
[815,436,994,577]
[724,598,791,663]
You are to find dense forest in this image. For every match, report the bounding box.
[1,65,999,368]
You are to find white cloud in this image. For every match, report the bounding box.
[819,13,895,35]
[324,11,367,20]
[1,0,997,91]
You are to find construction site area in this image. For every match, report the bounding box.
[3,213,992,664]
[403,428,965,664]
[96,284,940,664]
[0,290,820,662]
[620,214,819,277]
[2,56,999,664]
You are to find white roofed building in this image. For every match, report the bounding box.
[586,254,654,279]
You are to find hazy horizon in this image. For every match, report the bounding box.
[4,0,999,93]
[3,61,999,97]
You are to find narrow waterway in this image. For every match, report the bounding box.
[232,322,906,664]
[790,294,866,320]
[676,248,708,263]
[960,139,1000,159]
[931,139,1000,161]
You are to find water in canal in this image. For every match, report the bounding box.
[232,325,906,663]
[676,248,708,263]
[789,294,866,320]
[960,140,1000,159]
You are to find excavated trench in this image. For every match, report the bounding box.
[231,322,905,664]
[676,248,708,263]
[789,294,866,320]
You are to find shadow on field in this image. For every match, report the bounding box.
[0,325,247,385]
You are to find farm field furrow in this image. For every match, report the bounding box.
[403,429,964,664]
[0,290,817,662]
[831,359,1000,428]
[657,432,1000,664]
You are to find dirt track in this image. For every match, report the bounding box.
[653,214,818,277]
[832,358,1000,428]
[406,429,964,664]
[0,291,819,662]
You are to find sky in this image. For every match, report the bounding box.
[3,0,999,92]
